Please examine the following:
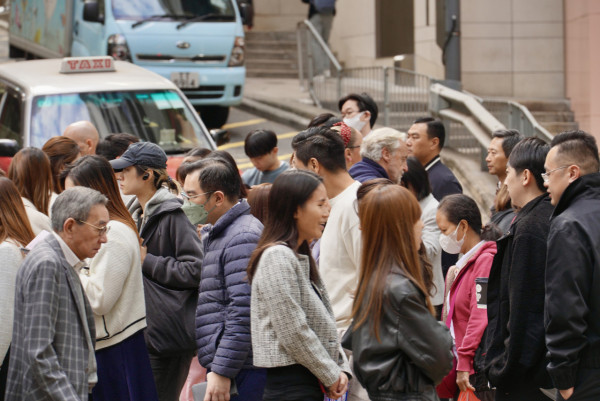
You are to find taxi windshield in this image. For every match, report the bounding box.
[30,90,211,153]
[112,0,235,20]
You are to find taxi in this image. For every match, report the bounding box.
[0,56,216,175]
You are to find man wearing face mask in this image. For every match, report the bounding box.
[338,92,378,137]
[183,157,266,401]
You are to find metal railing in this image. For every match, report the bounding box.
[481,100,553,142]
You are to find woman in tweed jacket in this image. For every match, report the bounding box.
[247,170,351,401]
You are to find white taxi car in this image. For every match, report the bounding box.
[0,56,215,175]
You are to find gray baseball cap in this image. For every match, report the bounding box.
[109,142,167,170]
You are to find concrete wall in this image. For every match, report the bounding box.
[413,0,444,79]
[564,0,600,142]
[252,0,307,32]
[461,0,565,98]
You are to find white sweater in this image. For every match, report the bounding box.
[0,240,25,364]
[419,194,445,306]
[80,220,147,350]
[319,180,362,331]
[22,197,52,235]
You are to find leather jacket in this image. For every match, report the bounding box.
[349,265,453,400]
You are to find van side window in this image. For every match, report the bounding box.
[0,86,23,146]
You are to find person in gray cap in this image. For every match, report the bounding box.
[110,142,204,401]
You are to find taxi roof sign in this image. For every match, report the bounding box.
[60,56,116,74]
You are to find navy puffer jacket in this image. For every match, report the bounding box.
[196,200,263,378]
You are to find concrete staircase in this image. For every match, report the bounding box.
[518,99,579,136]
[245,31,299,79]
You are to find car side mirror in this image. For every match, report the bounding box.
[237,1,254,27]
[83,1,104,24]
[0,139,20,157]
[210,129,230,146]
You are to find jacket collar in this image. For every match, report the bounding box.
[552,172,600,218]
[202,199,249,238]
[360,157,390,179]
[512,192,550,227]
[452,241,496,289]
[424,155,441,171]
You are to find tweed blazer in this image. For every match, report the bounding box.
[5,234,96,401]
[250,244,350,388]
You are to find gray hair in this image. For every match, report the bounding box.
[360,127,406,161]
[51,187,108,232]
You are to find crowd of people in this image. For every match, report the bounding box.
[0,89,599,401]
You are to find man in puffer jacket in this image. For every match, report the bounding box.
[183,156,266,401]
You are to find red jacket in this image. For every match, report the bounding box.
[446,241,496,374]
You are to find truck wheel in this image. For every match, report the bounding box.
[196,106,230,129]
[9,45,25,59]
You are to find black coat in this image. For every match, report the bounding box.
[484,193,554,391]
[545,173,600,390]
[349,265,453,400]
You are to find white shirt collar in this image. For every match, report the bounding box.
[455,240,485,270]
[52,232,86,272]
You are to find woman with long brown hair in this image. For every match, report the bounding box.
[62,155,158,401]
[42,136,80,197]
[348,182,453,400]
[0,177,35,393]
[7,147,53,234]
[247,170,350,401]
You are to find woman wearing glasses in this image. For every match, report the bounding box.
[109,142,203,401]
[62,155,158,401]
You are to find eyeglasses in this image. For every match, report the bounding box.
[341,109,361,118]
[541,165,568,183]
[180,190,214,200]
[77,220,110,236]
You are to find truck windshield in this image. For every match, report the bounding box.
[113,0,235,20]
[30,90,211,154]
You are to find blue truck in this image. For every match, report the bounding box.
[8,0,249,128]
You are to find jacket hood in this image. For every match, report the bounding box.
[129,187,182,230]
[552,172,600,217]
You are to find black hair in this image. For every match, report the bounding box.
[209,150,248,198]
[185,156,241,202]
[551,130,600,174]
[492,129,523,158]
[244,129,278,158]
[293,126,347,172]
[185,147,212,158]
[401,156,432,201]
[308,113,342,128]
[437,194,482,235]
[509,137,550,192]
[413,117,446,149]
[96,133,140,161]
[247,170,323,283]
[338,92,379,128]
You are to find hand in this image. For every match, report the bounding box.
[327,373,349,399]
[456,370,475,392]
[140,245,147,263]
[204,372,231,401]
[559,387,574,400]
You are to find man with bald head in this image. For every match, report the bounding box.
[62,121,100,155]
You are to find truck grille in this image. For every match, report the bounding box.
[136,54,226,63]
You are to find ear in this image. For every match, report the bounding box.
[362,111,371,122]
[429,136,440,151]
[308,157,320,174]
[344,148,352,163]
[457,219,468,241]
[85,138,94,150]
[62,217,77,237]
[213,191,226,206]
[272,147,279,156]
[381,147,391,163]
[567,165,582,183]
[522,169,532,187]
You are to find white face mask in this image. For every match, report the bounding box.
[439,223,465,254]
[343,111,367,132]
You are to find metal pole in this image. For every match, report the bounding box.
[445,0,461,84]
[296,25,306,90]
[383,67,390,127]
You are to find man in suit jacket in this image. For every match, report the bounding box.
[5,187,110,401]
[407,117,463,277]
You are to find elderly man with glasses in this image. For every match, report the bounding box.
[5,187,109,400]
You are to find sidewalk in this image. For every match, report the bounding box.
[240,77,497,218]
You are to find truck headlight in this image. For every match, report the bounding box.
[107,34,132,62]
[228,36,245,67]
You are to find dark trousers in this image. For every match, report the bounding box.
[556,368,600,401]
[149,352,194,401]
[231,368,267,401]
